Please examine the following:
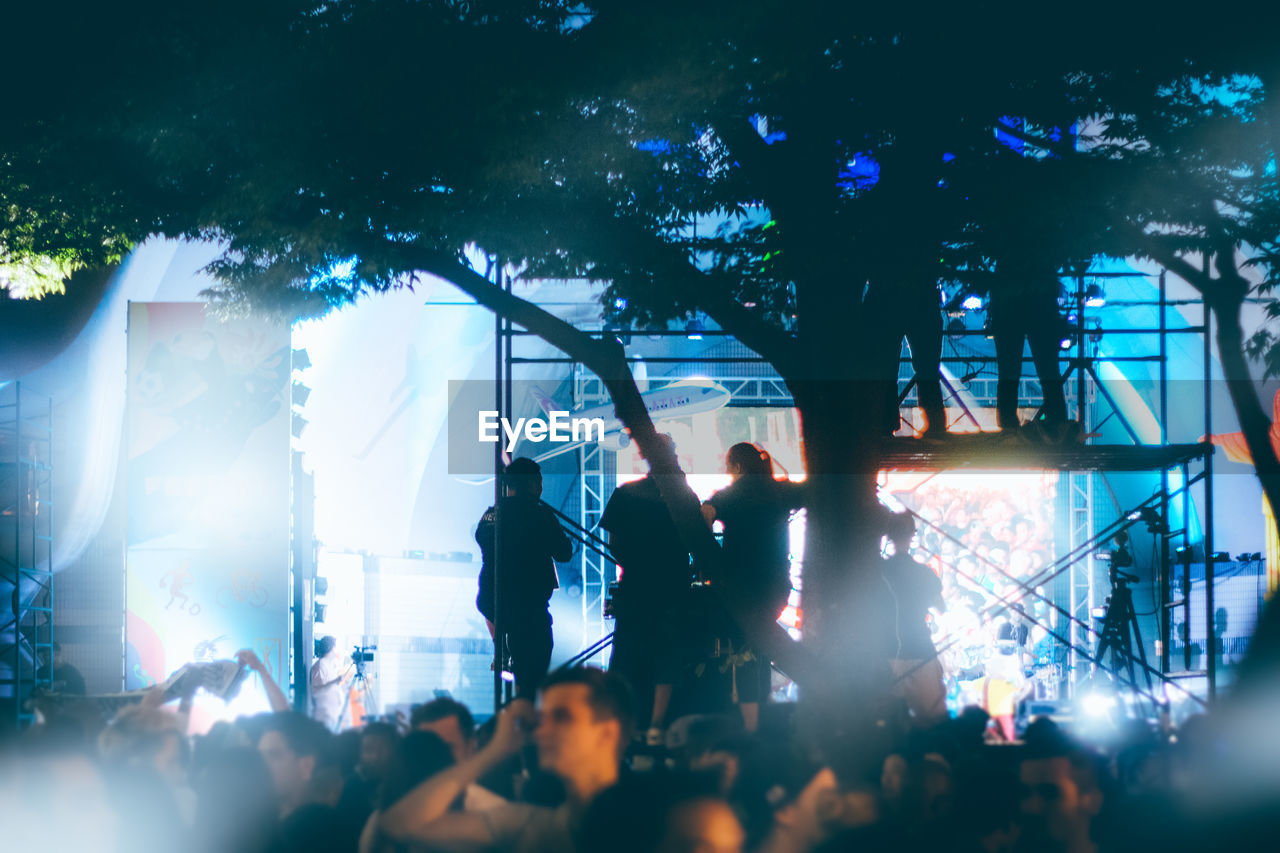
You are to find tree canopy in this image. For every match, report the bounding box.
[6,0,1280,683]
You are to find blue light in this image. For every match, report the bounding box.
[613,297,628,311]
[961,295,984,311]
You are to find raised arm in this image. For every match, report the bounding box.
[379,699,534,844]
[237,649,290,713]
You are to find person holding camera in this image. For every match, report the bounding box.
[311,635,351,732]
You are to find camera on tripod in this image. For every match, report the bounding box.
[1097,531,1138,585]
[351,645,376,664]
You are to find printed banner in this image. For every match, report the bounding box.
[125,303,290,693]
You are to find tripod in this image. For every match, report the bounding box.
[337,648,378,729]
[1094,566,1154,696]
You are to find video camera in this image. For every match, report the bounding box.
[351,645,376,664]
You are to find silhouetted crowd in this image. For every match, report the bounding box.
[6,663,1280,853]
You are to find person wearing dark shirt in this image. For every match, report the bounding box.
[879,511,947,727]
[475,457,573,698]
[599,434,695,741]
[37,642,87,695]
[987,262,1070,441]
[702,442,805,731]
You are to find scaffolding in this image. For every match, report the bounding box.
[498,267,1228,707]
[0,382,54,727]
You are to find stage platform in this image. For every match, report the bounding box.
[875,436,1210,472]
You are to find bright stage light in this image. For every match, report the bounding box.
[962,295,984,311]
[1080,691,1117,718]
[1084,284,1106,308]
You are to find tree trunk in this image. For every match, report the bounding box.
[1209,291,1280,516]
[790,381,891,686]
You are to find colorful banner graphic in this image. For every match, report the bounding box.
[125,303,290,697]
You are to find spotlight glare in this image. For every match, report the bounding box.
[1081,692,1117,717]
[962,295,984,311]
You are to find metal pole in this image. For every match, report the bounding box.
[1159,271,1171,678]
[14,383,21,726]
[502,264,515,705]
[492,259,504,715]
[1075,273,1086,424]
[1182,461,1192,671]
[1202,295,1216,699]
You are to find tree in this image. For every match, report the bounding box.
[6,0,1280,699]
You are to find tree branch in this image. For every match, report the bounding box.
[412,250,824,686]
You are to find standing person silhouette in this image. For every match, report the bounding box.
[475,457,573,698]
[702,443,805,731]
[879,511,948,727]
[987,261,1070,441]
[600,434,694,744]
[865,276,947,438]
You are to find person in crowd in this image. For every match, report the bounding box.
[475,456,574,698]
[257,710,344,850]
[310,635,350,731]
[97,703,194,850]
[864,274,947,439]
[410,696,507,810]
[1017,722,1106,853]
[377,666,633,852]
[37,641,87,695]
[336,721,399,847]
[703,442,805,732]
[600,432,695,743]
[580,772,746,853]
[359,730,460,853]
[879,511,948,727]
[980,641,1030,742]
[192,746,280,853]
[411,696,477,762]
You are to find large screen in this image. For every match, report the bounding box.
[615,406,1061,709]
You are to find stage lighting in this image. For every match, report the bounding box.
[314,577,329,596]
[292,413,309,439]
[1059,334,1075,350]
[292,349,312,371]
[1080,691,1117,717]
[685,318,704,340]
[613,296,628,311]
[1084,283,1106,308]
[314,602,327,622]
[1210,551,1231,562]
[962,294,984,311]
[292,381,311,406]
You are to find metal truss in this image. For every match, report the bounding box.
[0,382,54,727]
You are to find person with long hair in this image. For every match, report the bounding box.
[702,443,805,731]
